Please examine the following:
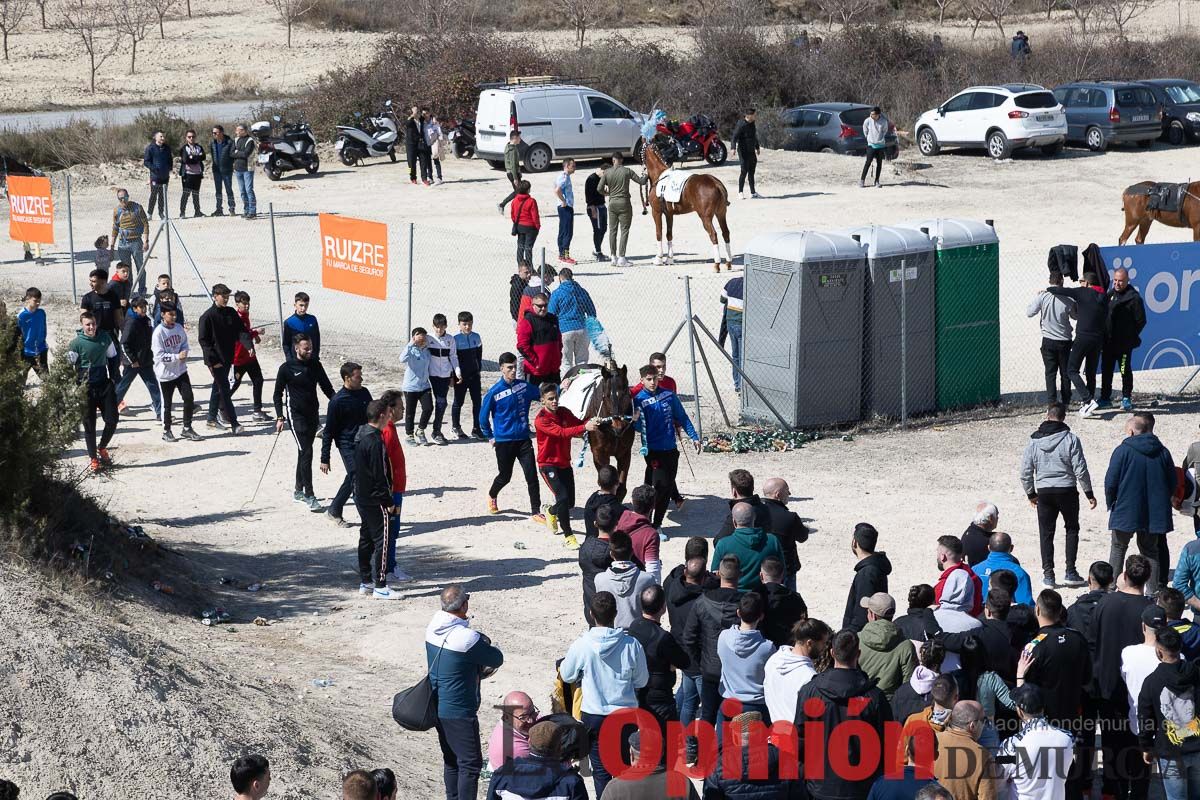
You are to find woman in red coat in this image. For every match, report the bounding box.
[510,179,540,267]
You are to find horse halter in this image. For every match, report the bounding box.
[596,366,634,437]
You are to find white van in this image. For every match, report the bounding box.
[475,78,646,172]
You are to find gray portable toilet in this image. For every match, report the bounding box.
[843,224,937,419]
[742,231,867,428]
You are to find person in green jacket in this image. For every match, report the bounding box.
[67,311,121,472]
[710,502,784,592]
[599,151,647,267]
[497,130,524,214]
[856,592,917,700]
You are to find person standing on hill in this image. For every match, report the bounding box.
[584,163,610,261]
[209,124,235,217]
[1099,267,1146,412]
[859,107,888,189]
[142,130,172,220]
[600,151,647,268]
[730,109,760,200]
[274,333,335,511]
[229,124,257,219]
[321,361,372,527]
[1047,272,1109,418]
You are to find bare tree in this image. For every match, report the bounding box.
[0,0,33,59]
[34,0,46,27]
[556,0,594,47]
[58,0,116,93]
[146,0,176,38]
[1104,0,1157,37]
[268,0,316,48]
[813,0,882,29]
[932,0,957,24]
[964,0,1016,37]
[1062,0,1103,32]
[112,0,151,73]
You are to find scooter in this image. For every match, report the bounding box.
[254,116,319,181]
[334,100,400,166]
[446,118,476,158]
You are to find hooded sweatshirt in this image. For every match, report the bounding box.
[1021,420,1094,499]
[891,665,939,724]
[934,562,983,618]
[151,321,189,383]
[844,551,893,631]
[1104,432,1177,534]
[858,619,918,700]
[594,562,655,629]
[795,667,893,800]
[763,646,816,724]
[425,610,505,718]
[710,527,784,592]
[1026,290,1074,342]
[717,625,774,702]
[616,508,660,583]
[934,577,983,674]
[559,626,648,715]
[352,423,391,509]
[1136,659,1200,759]
[399,342,432,392]
[485,753,589,800]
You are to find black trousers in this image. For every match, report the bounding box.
[207,363,238,424]
[860,149,884,183]
[329,444,356,518]
[539,464,575,535]
[22,351,48,377]
[515,225,538,267]
[645,455,684,503]
[500,174,519,209]
[588,205,607,253]
[1066,335,1102,401]
[418,149,433,182]
[357,502,388,587]
[738,154,757,193]
[146,178,167,218]
[1097,695,1150,799]
[490,439,539,513]
[451,372,482,432]
[406,146,418,181]
[430,375,451,435]
[82,381,118,459]
[180,174,202,215]
[1100,346,1134,402]
[231,360,264,411]
[1109,530,1169,595]
[404,388,432,435]
[292,416,317,495]
[160,373,194,430]
[1041,337,1072,406]
[645,448,681,527]
[1036,490,1080,577]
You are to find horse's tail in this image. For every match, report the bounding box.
[718,179,731,207]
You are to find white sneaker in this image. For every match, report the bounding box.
[1079,399,1098,418]
[388,568,413,582]
[739,191,746,200]
[358,583,374,595]
[751,192,762,199]
[618,257,630,267]
[373,586,403,600]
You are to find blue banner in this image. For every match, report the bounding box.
[1099,241,1200,372]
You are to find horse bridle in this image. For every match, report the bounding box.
[595,369,634,438]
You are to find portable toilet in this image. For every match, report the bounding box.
[843,225,937,419]
[742,231,867,428]
[897,218,1000,410]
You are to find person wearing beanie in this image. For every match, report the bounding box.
[843,522,892,632]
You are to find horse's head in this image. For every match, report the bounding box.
[597,363,633,435]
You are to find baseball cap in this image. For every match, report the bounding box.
[1142,605,1168,629]
[860,592,896,617]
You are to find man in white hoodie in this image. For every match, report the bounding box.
[594,531,656,629]
[151,302,201,442]
[560,591,648,799]
[763,617,832,725]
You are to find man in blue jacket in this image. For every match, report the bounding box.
[479,352,541,523]
[976,532,1035,605]
[484,721,588,800]
[320,361,372,527]
[633,364,700,528]
[426,584,504,800]
[209,125,235,217]
[142,130,172,220]
[547,267,596,370]
[1106,412,1176,593]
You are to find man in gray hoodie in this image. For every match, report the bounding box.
[1020,402,1096,588]
[716,592,775,723]
[594,531,655,629]
[1027,270,1075,406]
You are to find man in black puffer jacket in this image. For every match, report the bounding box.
[843,523,892,632]
[664,537,718,727]
[114,296,162,419]
[1100,267,1147,411]
[681,554,742,726]
[321,361,373,526]
[198,283,248,433]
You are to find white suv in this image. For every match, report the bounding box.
[914,84,1067,159]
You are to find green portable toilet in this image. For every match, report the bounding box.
[897,218,1000,410]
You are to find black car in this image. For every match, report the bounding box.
[1138,79,1200,145]
[779,103,899,157]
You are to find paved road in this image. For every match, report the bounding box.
[0,100,278,132]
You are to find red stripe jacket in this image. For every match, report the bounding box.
[232,309,261,367]
[934,562,983,618]
[380,421,408,493]
[516,310,563,379]
[534,407,586,467]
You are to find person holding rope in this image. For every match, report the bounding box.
[274,333,334,512]
[534,382,599,549]
[634,364,701,529]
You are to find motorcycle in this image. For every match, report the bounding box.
[446,118,476,159]
[334,100,400,166]
[654,113,728,166]
[254,116,319,181]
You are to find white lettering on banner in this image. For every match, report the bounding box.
[1131,267,1200,315]
[322,235,386,273]
[10,196,51,217]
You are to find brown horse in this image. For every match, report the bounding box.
[563,359,636,501]
[1119,181,1200,244]
[642,139,733,272]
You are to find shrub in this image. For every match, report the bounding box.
[0,110,216,170]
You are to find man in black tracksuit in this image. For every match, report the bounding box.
[1100,267,1147,410]
[843,523,892,631]
[321,361,372,526]
[729,109,760,199]
[355,399,399,598]
[197,283,247,433]
[1048,272,1109,416]
[274,333,335,509]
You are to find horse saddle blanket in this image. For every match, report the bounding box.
[1130,182,1187,213]
[655,169,692,203]
[559,368,603,419]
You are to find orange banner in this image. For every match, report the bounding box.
[7,175,54,245]
[319,213,388,301]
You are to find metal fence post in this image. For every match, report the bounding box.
[900,257,908,429]
[407,222,415,337]
[683,276,704,441]
[66,174,77,303]
[164,183,173,285]
[270,203,285,337]
[539,246,547,287]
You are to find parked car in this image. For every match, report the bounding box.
[778,103,899,157]
[474,78,646,172]
[914,84,1066,159]
[1051,81,1161,151]
[1137,78,1200,145]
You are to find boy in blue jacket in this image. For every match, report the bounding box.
[283,291,320,362]
[633,364,700,528]
[17,287,48,377]
[479,351,542,523]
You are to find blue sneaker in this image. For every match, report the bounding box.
[1094,400,1114,410]
[1121,397,1133,411]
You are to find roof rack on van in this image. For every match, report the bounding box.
[476,76,596,89]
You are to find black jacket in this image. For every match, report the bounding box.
[583,491,622,539]
[352,424,391,507]
[210,136,234,174]
[273,356,334,422]
[943,617,1016,683]
[1106,286,1147,350]
[119,310,153,366]
[715,495,774,541]
[891,681,932,724]
[627,617,689,712]
[762,498,808,575]
[843,552,892,632]
[795,668,892,800]
[1023,623,1092,726]
[1136,660,1200,758]
[1067,589,1105,693]
[681,587,742,680]
[584,172,604,207]
[229,135,256,172]
[894,608,941,645]
[578,535,612,626]
[663,564,719,675]
[1090,591,1152,699]
[960,523,991,567]
[177,142,205,176]
[509,273,530,321]
[758,582,808,647]
[197,304,245,367]
[1007,604,1040,650]
[703,744,799,800]
[1048,285,1109,340]
[730,119,759,157]
[321,386,372,463]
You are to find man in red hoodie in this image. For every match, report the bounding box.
[230,290,270,421]
[617,484,662,583]
[379,390,412,582]
[934,534,983,617]
[516,293,563,388]
[534,383,597,550]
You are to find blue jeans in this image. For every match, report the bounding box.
[213,170,235,212]
[115,361,162,417]
[329,444,356,519]
[557,205,574,256]
[675,672,703,728]
[117,238,146,293]
[1160,753,1200,800]
[234,170,256,215]
[727,319,743,390]
[582,710,636,798]
[387,492,403,572]
[434,715,482,800]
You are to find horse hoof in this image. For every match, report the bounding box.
[712,263,721,273]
